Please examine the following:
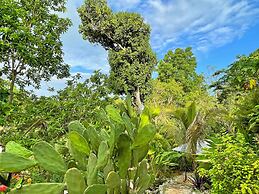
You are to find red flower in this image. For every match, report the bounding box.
[0,185,8,192]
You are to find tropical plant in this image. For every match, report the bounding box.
[173,102,206,156]
[187,172,210,191]
[234,88,259,143]
[0,99,158,193]
[197,133,259,194]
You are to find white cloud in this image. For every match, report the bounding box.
[139,0,259,52]
[61,0,259,70]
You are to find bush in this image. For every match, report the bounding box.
[198,133,259,194]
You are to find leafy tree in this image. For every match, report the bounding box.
[147,79,185,107]
[0,0,71,103]
[0,71,114,147]
[158,47,203,92]
[78,0,157,110]
[211,49,259,101]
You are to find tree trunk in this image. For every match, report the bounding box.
[8,71,16,104]
[134,86,143,113]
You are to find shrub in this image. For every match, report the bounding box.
[198,133,259,194]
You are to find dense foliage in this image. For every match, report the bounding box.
[211,49,259,101]
[0,0,71,103]
[0,100,159,193]
[0,0,258,193]
[0,71,114,147]
[78,0,157,109]
[198,133,259,194]
[158,47,203,92]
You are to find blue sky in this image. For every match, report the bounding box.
[35,0,259,95]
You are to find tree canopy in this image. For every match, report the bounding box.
[211,49,259,101]
[78,0,157,109]
[0,0,71,102]
[158,47,203,92]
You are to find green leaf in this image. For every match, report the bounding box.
[139,112,150,129]
[65,168,86,194]
[106,105,123,124]
[68,120,86,136]
[0,152,36,173]
[83,126,101,152]
[106,171,121,189]
[8,183,65,194]
[133,124,156,148]
[132,145,149,166]
[117,134,132,178]
[69,131,90,156]
[84,184,107,194]
[87,153,98,186]
[33,141,67,174]
[5,141,33,158]
[97,141,109,169]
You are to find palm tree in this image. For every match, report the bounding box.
[174,102,206,156]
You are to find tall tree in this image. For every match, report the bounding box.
[0,0,71,103]
[78,0,157,110]
[158,47,203,92]
[211,49,259,101]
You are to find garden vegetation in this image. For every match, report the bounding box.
[0,0,258,194]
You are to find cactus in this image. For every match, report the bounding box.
[132,145,149,166]
[132,124,156,148]
[2,99,158,194]
[33,141,67,174]
[0,152,36,173]
[105,105,124,124]
[106,171,121,194]
[84,184,107,194]
[65,168,86,194]
[8,183,65,194]
[103,159,114,180]
[5,141,33,158]
[87,153,98,186]
[83,126,101,152]
[117,134,132,178]
[68,120,86,136]
[68,121,100,152]
[135,160,151,193]
[68,131,90,155]
[96,141,109,169]
[67,140,88,170]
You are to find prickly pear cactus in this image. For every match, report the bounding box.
[106,171,121,194]
[65,168,86,194]
[84,184,107,194]
[5,141,33,158]
[33,141,67,174]
[8,183,65,194]
[1,98,158,194]
[0,152,36,173]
